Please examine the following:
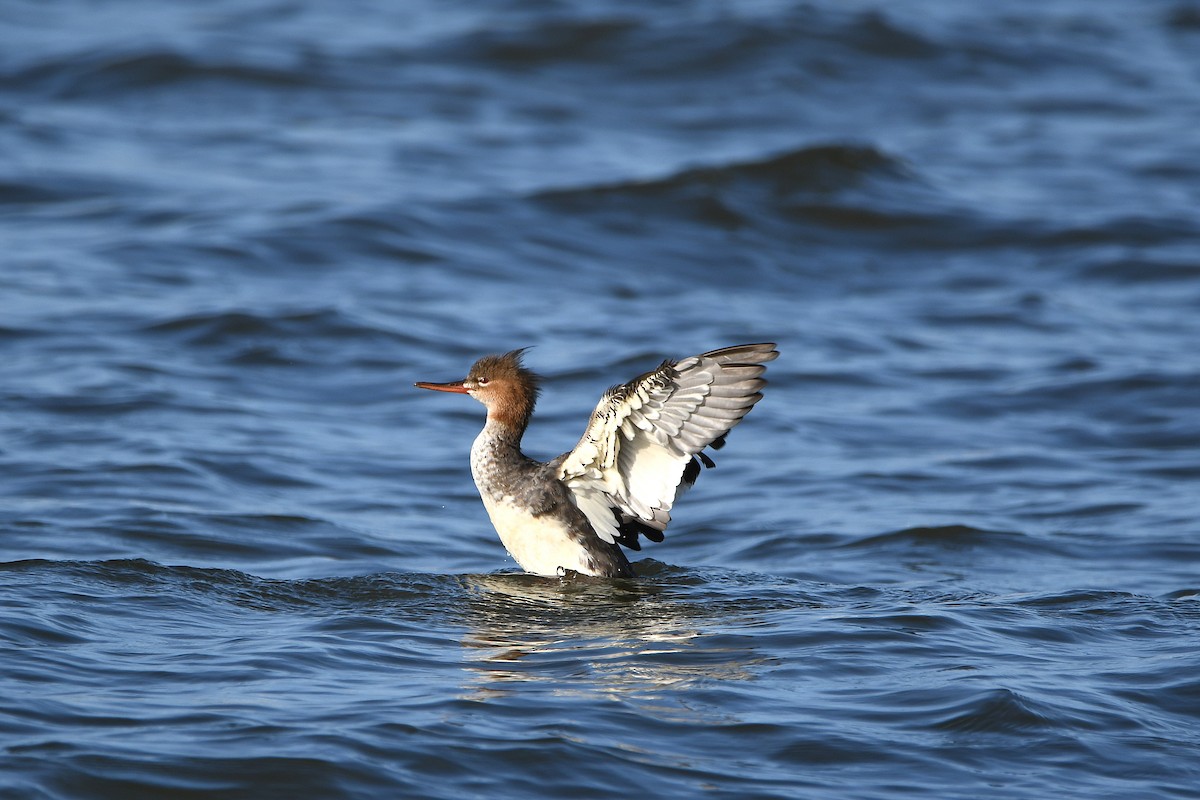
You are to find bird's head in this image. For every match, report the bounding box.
[415,348,541,430]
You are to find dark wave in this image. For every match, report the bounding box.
[1031,214,1200,249]
[1012,371,1199,418]
[245,210,447,271]
[428,6,1082,81]
[1078,256,1200,284]
[0,179,75,206]
[1012,589,1163,618]
[927,370,1200,427]
[536,144,907,201]
[846,525,1051,553]
[0,174,137,207]
[6,48,314,100]
[144,308,351,344]
[437,16,642,67]
[1166,5,1200,30]
[930,688,1059,734]
[139,307,423,353]
[530,144,921,232]
[0,558,463,611]
[0,323,47,340]
[14,388,179,417]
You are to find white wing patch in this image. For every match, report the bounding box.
[556,344,778,546]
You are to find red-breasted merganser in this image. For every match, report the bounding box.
[415,343,778,578]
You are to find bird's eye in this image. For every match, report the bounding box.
[477,377,489,386]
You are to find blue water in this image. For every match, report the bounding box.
[3,1,1200,798]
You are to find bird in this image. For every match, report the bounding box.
[414,343,778,578]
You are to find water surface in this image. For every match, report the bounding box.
[2,1,1199,798]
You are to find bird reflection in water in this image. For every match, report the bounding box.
[456,566,774,711]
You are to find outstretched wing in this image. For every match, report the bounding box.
[556,343,778,550]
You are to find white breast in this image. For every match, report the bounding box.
[478,492,596,577]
